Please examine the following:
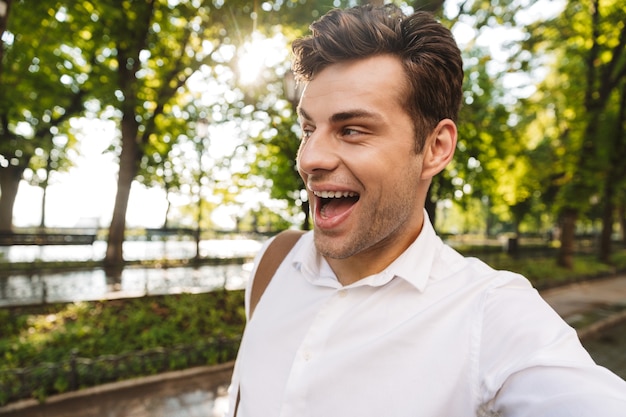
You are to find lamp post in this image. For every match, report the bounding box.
[194,117,209,261]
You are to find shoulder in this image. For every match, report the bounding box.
[432,243,532,292]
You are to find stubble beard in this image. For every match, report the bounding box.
[313,195,415,261]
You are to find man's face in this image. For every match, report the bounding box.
[297,54,430,279]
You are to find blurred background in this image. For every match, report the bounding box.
[1,0,625,268]
[1,0,625,414]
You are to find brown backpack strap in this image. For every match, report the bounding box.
[234,229,305,416]
[249,229,305,318]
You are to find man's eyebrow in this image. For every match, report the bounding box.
[330,110,382,123]
[297,107,382,123]
[297,107,312,122]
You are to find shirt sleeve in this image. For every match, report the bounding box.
[477,273,626,416]
[490,363,626,416]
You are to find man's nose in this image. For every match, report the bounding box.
[297,130,339,175]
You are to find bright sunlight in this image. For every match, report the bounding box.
[237,31,289,85]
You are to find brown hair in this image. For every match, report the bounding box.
[292,4,463,153]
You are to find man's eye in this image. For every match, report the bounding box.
[343,128,360,136]
[301,129,313,140]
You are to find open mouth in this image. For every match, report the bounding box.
[313,190,360,219]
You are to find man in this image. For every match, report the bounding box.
[227,4,626,416]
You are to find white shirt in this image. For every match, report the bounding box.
[227,215,626,416]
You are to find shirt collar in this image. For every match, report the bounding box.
[384,212,441,292]
[291,210,442,292]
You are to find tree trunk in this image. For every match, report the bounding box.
[0,164,26,232]
[598,179,613,263]
[618,203,626,245]
[104,112,140,274]
[39,153,52,229]
[610,84,626,247]
[411,0,445,13]
[39,183,48,229]
[558,208,577,269]
[0,0,12,70]
[102,1,151,275]
[554,0,626,270]
[162,184,172,229]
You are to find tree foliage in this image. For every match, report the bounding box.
[2,0,625,271]
[515,0,626,266]
[0,0,87,231]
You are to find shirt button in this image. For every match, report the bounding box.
[303,351,312,361]
[338,290,348,298]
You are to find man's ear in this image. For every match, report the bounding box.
[420,119,457,180]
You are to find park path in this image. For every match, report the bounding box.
[540,274,626,339]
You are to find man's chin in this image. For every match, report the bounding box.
[313,233,355,260]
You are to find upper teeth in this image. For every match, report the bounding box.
[313,191,358,198]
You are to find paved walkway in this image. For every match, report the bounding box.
[541,274,626,317]
[2,274,626,417]
[0,363,234,417]
[540,274,626,339]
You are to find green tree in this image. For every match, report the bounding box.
[75,0,276,271]
[598,81,626,261]
[25,131,77,228]
[427,0,550,235]
[240,0,535,235]
[246,101,308,229]
[519,0,626,267]
[0,0,86,232]
[220,1,341,231]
